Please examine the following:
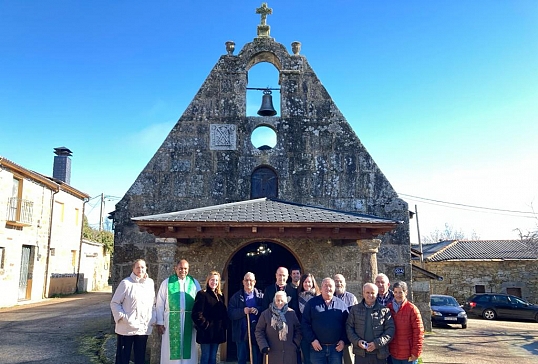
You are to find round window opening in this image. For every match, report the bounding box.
[251,125,277,150]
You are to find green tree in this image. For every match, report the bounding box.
[82,215,114,253]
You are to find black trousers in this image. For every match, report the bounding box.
[115,334,148,364]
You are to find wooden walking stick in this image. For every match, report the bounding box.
[247,312,254,364]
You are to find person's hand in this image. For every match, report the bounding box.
[157,325,166,335]
[251,307,258,315]
[261,347,270,354]
[335,340,345,352]
[409,355,418,361]
[311,339,322,351]
[244,307,250,315]
[366,342,376,352]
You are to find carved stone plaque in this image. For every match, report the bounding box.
[210,124,237,150]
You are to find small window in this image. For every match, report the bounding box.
[475,285,485,293]
[506,287,521,298]
[475,295,490,303]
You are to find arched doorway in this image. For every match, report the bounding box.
[224,241,300,361]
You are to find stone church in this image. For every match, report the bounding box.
[112,4,411,362]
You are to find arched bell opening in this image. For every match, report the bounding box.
[246,61,281,117]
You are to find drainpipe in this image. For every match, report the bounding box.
[75,197,90,293]
[43,187,59,299]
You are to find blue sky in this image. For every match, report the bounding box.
[1,1,537,241]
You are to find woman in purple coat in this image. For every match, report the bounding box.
[255,291,302,364]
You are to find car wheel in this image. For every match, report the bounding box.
[462,323,467,329]
[483,309,496,320]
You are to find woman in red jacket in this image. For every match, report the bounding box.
[387,281,424,364]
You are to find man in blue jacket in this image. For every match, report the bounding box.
[302,277,349,364]
[228,272,264,364]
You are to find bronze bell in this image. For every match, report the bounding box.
[257,89,277,116]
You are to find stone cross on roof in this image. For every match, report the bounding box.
[256,3,272,26]
[255,2,273,38]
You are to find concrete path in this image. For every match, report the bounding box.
[0,288,113,364]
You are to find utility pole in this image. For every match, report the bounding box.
[99,193,104,231]
[415,204,424,267]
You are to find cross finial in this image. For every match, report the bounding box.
[256,3,272,26]
[255,3,273,38]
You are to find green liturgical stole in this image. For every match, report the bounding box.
[167,274,197,360]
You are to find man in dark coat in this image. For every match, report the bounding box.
[228,272,264,364]
[262,267,299,313]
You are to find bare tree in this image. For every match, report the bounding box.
[422,223,480,244]
[514,203,538,242]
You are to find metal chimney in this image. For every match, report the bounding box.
[53,147,72,184]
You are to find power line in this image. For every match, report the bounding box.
[399,193,536,218]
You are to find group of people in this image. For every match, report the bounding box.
[110,259,424,364]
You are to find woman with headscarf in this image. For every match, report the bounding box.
[255,290,302,364]
[297,273,320,364]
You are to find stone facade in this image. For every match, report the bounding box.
[112,36,412,362]
[419,260,538,304]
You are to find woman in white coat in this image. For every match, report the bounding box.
[110,259,156,364]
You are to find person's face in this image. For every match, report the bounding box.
[363,284,378,306]
[375,275,390,296]
[208,275,219,291]
[175,261,189,279]
[334,275,345,294]
[321,279,335,299]
[243,275,255,293]
[393,287,407,303]
[276,268,288,286]
[303,276,313,291]
[291,270,301,283]
[274,293,287,309]
[132,261,146,278]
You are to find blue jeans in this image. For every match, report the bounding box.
[236,340,261,364]
[200,343,219,364]
[391,359,418,364]
[310,345,343,364]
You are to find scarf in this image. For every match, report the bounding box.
[167,274,197,360]
[298,289,316,313]
[269,302,289,341]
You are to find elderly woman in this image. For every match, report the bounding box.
[387,281,424,364]
[255,290,302,364]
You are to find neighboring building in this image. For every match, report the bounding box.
[0,150,90,308]
[414,239,538,304]
[78,239,111,292]
[112,8,412,363]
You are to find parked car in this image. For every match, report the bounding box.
[430,294,467,329]
[463,293,538,322]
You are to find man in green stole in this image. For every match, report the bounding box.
[156,259,201,364]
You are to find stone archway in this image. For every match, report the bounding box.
[223,240,300,361]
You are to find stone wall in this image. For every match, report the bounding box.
[112,37,413,363]
[423,260,538,304]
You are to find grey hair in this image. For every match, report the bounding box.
[244,272,256,280]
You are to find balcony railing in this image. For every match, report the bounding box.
[6,197,33,225]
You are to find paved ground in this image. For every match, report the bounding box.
[0,288,113,364]
[1,291,537,363]
[421,319,538,364]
